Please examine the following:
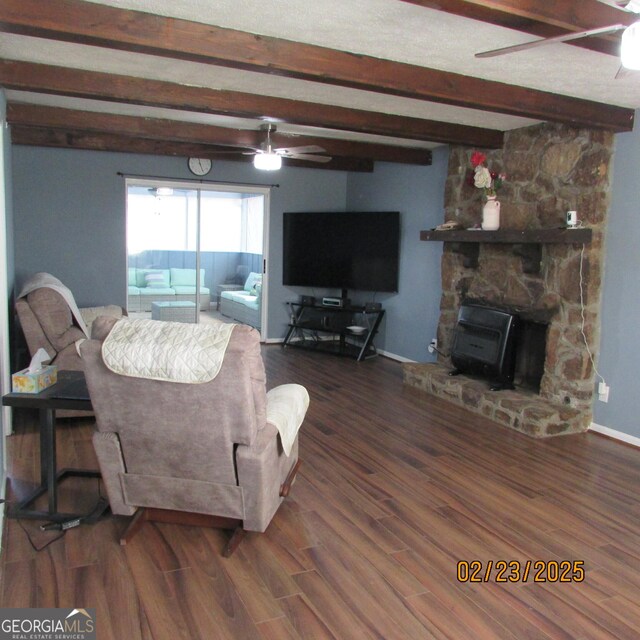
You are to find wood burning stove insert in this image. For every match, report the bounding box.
[449,303,519,391]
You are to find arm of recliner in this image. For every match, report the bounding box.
[80,304,125,323]
[80,305,125,337]
[236,422,299,532]
[265,384,309,457]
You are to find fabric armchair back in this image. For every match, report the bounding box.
[16,288,86,371]
[16,273,124,372]
[16,274,124,418]
[83,320,266,487]
[80,317,307,554]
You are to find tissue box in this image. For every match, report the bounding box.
[12,365,58,394]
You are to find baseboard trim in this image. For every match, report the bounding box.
[268,342,422,364]
[378,349,417,364]
[590,422,640,448]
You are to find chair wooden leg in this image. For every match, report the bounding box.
[120,507,245,556]
[119,508,148,546]
[222,526,247,557]
[280,459,302,497]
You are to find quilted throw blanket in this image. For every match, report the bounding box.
[101,318,235,383]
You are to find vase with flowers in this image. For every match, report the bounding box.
[470,151,506,230]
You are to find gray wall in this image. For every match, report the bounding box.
[346,150,448,361]
[11,146,347,340]
[12,137,637,438]
[1,91,10,493]
[593,115,640,439]
[2,97,13,299]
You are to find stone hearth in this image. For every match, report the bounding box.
[404,123,613,437]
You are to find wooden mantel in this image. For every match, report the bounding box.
[420,227,592,273]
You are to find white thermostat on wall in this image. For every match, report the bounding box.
[188,157,212,176]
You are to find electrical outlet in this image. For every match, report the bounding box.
[428,338,437,354]
[598,382,610,403]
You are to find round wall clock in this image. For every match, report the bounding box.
[188,157,212,176]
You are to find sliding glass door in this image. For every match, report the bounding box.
[126,179,269,337]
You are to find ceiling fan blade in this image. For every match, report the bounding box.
[286,153,332,163]
[615,63,628,78]
[614,63,640,78]
[275,145,326,155]
[475,24,626,59]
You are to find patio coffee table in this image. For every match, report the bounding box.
[151,301,197,323]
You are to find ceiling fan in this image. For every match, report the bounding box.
[475,0,640,71]
[240,124,331,171]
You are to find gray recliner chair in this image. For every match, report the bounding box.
[16,273,124,417]
[80,316,308,556]
[16,288,123,371]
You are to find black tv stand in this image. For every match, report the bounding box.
[282,301,384,361]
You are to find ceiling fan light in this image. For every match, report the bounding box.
[253,152,282,171]
[621,21,640,70]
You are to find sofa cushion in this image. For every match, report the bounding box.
[244,272,262,292]
[128,268,137,286]
[170,268,206,287]
[136,268,170,288]
[128,286,141,295]
[221,290,249,303]
[172,286,210,295]
[139,287,175,296]
[221,291,260,310]
[243,297,260,312]
[145,270,168,288]
[135,269,148,288]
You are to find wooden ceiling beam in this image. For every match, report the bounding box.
[9,125,374,172]
[0,0,633,131]
[6,103,433,165]
[445,0,634,31]
[401,0,632,57]
[0,61,503,149]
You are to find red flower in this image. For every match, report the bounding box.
[471,151,486,168]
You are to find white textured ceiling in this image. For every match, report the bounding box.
[77,0,640,107]
[3,0,640,148]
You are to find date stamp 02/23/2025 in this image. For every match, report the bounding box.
[456,560,585,584]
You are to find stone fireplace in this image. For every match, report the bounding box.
[404,123,613,437]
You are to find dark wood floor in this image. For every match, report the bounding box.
[2,345,640,639]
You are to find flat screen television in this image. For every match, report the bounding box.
[283,211,400,293]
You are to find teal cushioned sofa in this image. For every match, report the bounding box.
[219,272,262,329]
[128,267,211,312]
